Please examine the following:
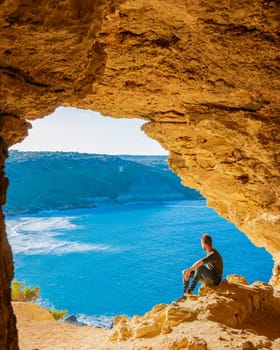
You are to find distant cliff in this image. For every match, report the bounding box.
[5,151,202,215]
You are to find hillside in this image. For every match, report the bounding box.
[5,151,202,215]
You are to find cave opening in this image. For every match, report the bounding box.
[10,107,168,156]
[5,107,274,329]
[0,0,279,346]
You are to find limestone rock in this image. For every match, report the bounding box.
[166,304,197,327]
[238,340,255,350]
[108,280,279,344]
[110,315,133,342]
[227,274,249,285]
[0,1,280,348]
[0,139,18,349]
[135,321,162,339]
[187,337,207,350]
[170,337,189,349]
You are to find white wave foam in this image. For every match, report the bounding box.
[76,313,114,329]
[12,216,79,233]
[6,216,117,256]
[37,299,114,329]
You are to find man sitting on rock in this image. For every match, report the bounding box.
[180,234,223,296]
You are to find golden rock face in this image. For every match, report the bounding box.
[109,277,279,347]
[0,1,279,348]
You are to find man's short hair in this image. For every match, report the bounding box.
[201,234,212,246]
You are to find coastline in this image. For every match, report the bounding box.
[13,279,280,350]
[4,198,206,217]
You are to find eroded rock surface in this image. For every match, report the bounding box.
[109,276,280,349]
[0,0,279,348]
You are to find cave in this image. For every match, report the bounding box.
[0,0,279,348]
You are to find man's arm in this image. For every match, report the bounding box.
[184,259,204,280]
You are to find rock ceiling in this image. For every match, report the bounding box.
[0,1,279,347]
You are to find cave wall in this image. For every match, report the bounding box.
[0,0,279,348]
[0,138,18,349]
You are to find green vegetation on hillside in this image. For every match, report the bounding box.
[11,280,40,302]
[5,151,203,214]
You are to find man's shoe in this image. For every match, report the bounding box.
[186,288,193,294]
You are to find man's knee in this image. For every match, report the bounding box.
[182,269,195,281]
[182,269,187,281]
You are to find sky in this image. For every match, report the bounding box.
[11,107,168,155]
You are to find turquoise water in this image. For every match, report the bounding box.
[6,200,273,327]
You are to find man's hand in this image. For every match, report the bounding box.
[183,259,204,282]
[183,269,191,281]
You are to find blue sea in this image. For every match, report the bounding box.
[6,200,273,328]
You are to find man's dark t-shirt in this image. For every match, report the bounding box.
[202,248,223,280]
